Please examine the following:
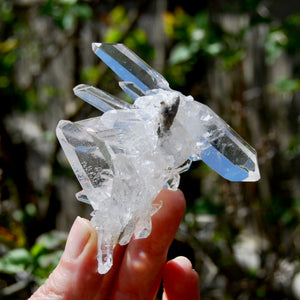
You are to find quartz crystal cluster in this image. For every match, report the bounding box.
[56,43,260,274]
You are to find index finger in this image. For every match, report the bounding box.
[108,189,186,300]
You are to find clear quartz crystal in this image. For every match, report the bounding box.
[56,43,260,274]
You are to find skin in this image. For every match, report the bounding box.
[29,189,200,300]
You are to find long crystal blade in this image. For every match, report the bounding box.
[74,84,132,112]
[199,126,260,182]
[187,101,260,182]
[92,43,170,92]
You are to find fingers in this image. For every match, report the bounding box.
[162,256,200,300]
[29,189,190,300]
[109,189,186,300]
[29,217,125,300]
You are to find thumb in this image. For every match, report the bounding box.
[29,217,101,300]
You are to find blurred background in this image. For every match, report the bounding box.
[0,0,299,299]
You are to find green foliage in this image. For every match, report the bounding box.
[80,65,100,86]
[41,0,92,30]
[280,14,300,56]
[265,13,300,64]
[274,77,300,93]
[163,8,248,87]
[0,1,14,23]
[164,9,221,65]
[104,5,128,42]
[0,39,19,86]
[265,29,288,64]
[165,8,246,66]
[0,231,65,284]
[0,248,32,274]
[103,6,154,62]
[287,130,300,158]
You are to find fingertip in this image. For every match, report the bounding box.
[147,189,186,258]
[171,256,193,269]
[170,189,186,213]
[163,256,200,300]
[163,256,197,280]
[155,188,186,220]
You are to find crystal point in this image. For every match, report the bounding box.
[56,43,260,274]
[74,84,131,112]
[92,43,170,92]
[119,81,145,100]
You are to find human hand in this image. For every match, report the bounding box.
[29,189,200,300]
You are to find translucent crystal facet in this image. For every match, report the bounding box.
[74,84,132,112]
[56,43,260,274]
[92,43,170,92]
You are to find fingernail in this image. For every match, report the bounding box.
[173,256,193,269]
[64,216,92,260]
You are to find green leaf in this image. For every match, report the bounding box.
[265,30,288,63]
[12,209,24,222]
[191,28,206,43]
[275,77,300,93]
[205,42,222,56]
[81,65,101,85]
[219,49,244,69]
[2,51,18,68]
[62,12,75,30]
[0,248,32,274]
[25,203,37,217]
[59,0,77,4]
[37,250,63,268]
[104,28,123,43]
[0,38,19,53]
[169,44,193,65]
[73,3,92,19]
[35,231,67,250]
[0,1,14,22]
[109,5,127,25]
[30,243,47,259]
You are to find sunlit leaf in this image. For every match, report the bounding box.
[30,243,47,259]
[205,42,222,56]
[109,5,127,25]
[59,0,77,4]
[0,1,14,22]
[72,3,92,19]
[81,65,101,86]
[0,248,32,274]
[0,38,19,53]
[275,77,300,93]
[25,203,37,217]
[35,231,67,250]
[62,12,75,29]
[104,28,123,43]
[37,250,63,268]
[169,43,193,65]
